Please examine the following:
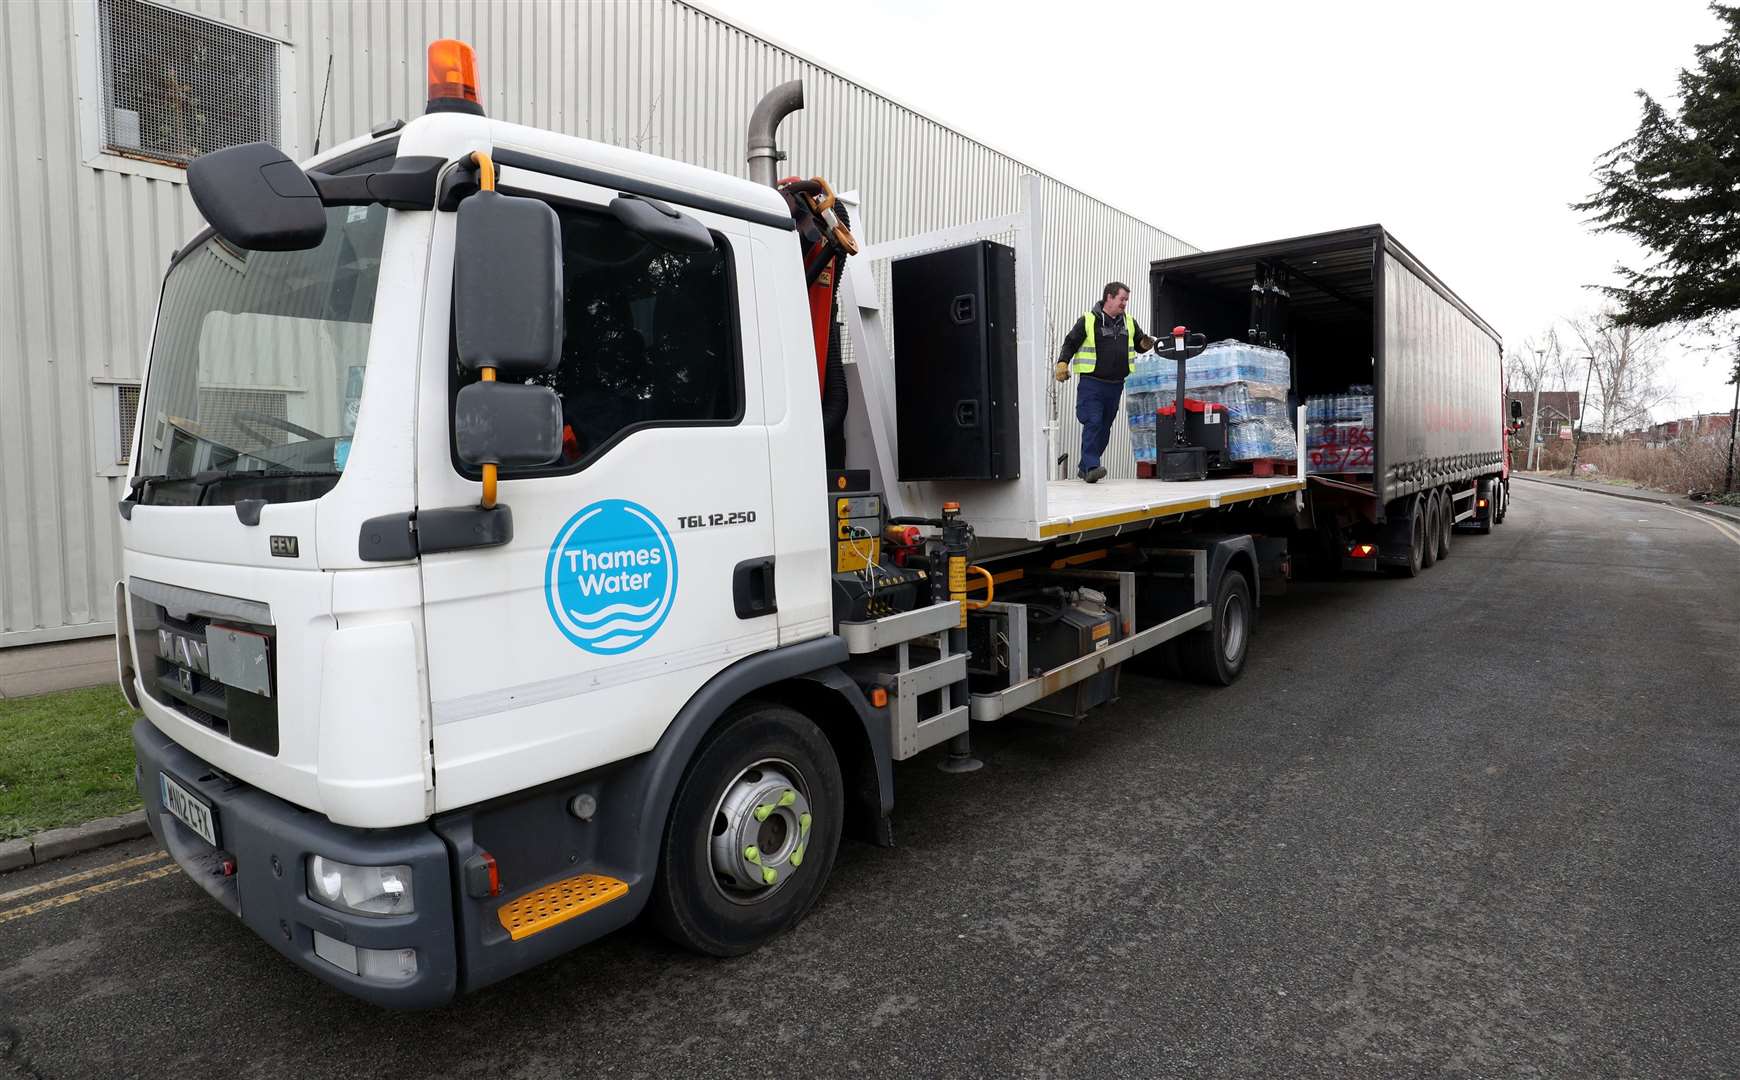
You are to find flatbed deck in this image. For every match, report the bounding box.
[1038,476,1305,540]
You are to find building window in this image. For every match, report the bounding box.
[96,0,281,168]
[115,383,141,465]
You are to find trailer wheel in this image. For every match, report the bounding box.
[1179,570,1251,686]
[1435,489,1453,560]
[1387,498,1425,578]
[1420,492,1440,569]
[650,702,844,957]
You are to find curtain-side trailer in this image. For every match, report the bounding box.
[1151,226,1511,575]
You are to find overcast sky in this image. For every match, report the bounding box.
[711,0,1736,420]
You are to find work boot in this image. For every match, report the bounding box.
[1084,466,1106,483]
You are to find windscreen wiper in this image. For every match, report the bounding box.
[193,468,339,503]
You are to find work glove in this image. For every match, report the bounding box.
[1136,334,1156,354]
[1055,361,1071,382]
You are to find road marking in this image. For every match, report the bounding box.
[0,850,168,906]
[1666,507,1740,549]
[0,864,181,926]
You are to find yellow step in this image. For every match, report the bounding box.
[496,874,629,941]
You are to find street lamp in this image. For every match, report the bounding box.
[1725,349,1738,495]
[1527,347,1545,471]
[1567,354,1595,477]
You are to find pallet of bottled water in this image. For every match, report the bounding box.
[1306,387,1375,474]
[1127,341,1296,463]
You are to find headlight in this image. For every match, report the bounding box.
[306,855,415,917]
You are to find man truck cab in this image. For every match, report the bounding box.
[121,40,1297,1007]
[121,43,858,1005]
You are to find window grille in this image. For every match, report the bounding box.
[115,383,141,464]
[97,0,281,168]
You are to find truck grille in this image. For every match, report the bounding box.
[129,578,279,756]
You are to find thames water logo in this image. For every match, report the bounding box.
[545,500,678,654]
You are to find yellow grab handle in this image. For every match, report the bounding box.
[962,565,995,610]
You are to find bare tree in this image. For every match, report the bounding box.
[1566,310,1674,438]
[1506,329,1576,469]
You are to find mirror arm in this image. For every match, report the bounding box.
[307,155,445,211]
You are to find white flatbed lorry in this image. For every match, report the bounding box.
[115,40,1505,1007]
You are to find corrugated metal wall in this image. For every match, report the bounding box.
[0,0,1192,647]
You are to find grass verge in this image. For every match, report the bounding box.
[0,686,140,840]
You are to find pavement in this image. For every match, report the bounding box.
[2,482,1738,1079]
[0,637,115,698]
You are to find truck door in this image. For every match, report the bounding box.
[415,166,778,812]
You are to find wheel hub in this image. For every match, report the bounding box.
[1222,592,1247,662]
[709,762,812,904]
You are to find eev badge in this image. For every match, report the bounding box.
[545,500,678,654]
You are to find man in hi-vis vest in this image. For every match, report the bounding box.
[1055,281,1155,482]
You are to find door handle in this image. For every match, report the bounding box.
[733,557,778,619]
[955,399,979,428]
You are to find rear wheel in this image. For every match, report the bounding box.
[1387,497,1425,578]
[1421,492,1441,569]
[1180,570,1252,686]
[651,702,844,956]
[1436,489,1454,560]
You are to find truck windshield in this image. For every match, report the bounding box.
[134,202,386,505]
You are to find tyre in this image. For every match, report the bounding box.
[1179,570,1252,686]
[1386,497,1425,578]
[1435,489,1453,560]
[650,702,844,957]
[1421,492,1440,569]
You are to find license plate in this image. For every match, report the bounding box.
[160,773,218,847]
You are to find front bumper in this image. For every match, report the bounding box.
[132,719,458,1008]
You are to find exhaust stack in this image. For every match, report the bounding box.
[747,80,804,187]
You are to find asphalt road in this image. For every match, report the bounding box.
[4,482,1739,1079]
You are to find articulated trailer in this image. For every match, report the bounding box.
[1151,227,1519,576]
[114,40,1508,1008]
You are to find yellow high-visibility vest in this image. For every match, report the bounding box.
[1069,309,1136,374]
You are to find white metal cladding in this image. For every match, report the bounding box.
[0,0,1192,647]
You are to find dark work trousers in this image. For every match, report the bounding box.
[1075,374,1123,474]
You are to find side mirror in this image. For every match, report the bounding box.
[188,143,327,251]
[1509,399,1524,420]
[454,190,564,376]
[609,194,715,255]
[455,382,562,469]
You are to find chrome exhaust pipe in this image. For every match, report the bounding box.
[747,80,804,188]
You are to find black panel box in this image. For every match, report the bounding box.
[891,240,1020,481]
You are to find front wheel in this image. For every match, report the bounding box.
[1179,570,1252,686]
[650,703,844,956]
